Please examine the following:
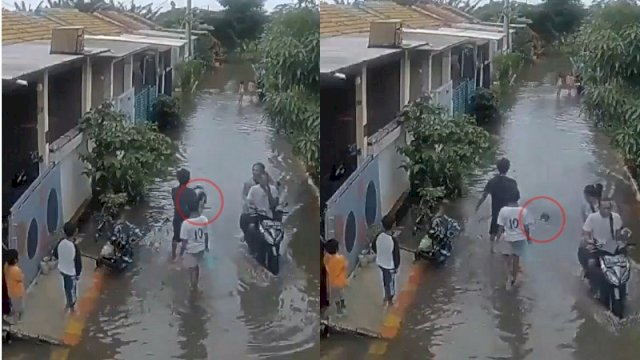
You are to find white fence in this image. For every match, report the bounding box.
[114,87,135,124]
[431,80,453,114]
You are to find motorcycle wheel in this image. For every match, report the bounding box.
[266,246,280,275]
[610,286,626,318]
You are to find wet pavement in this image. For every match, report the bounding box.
[4,63,320,359]
[321,62,640,359]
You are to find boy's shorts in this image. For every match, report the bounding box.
[329,286,344,303]
[500,239,527,257]
[9,296,23,314]
[183,251,205,268]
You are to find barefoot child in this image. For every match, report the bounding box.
[496,196,534,287]
[4,249,24,321]
[323,238,347,316]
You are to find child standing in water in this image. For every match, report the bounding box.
[238,81,245,104]
[323,238,348,316]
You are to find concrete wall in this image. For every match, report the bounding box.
[431,52,443,89]
[47,63,83,143]
[113,59,125,97]
[91,58,112,109]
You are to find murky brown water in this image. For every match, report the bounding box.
[4,63,320,359]
[321,61,640,359]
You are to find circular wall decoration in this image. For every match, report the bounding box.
[27,218,38,260]
[47,188,59,234]
[365,181,377,226]
[344,211,356,253]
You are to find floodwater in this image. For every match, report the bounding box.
[321,61,640,359]
[4,63,320,359]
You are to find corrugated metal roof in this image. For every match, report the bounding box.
[404,33,469,51]
[87,34,187,47]
[84,39,151,57]
[321,34,428,74]
[405,28,504,40]
[3,40,108,80]
[96,10,151,31]
[320,3,373,37]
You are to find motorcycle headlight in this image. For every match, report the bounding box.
[603,268,620,287]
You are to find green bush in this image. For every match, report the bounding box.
[574,1,640,179]
[493,52,523,86]
[249,4,319,181]
[398,96,491,214]
[470,87,499,125]
[176,59,205,93]
[151,95,182,130]
[80,103,175,213]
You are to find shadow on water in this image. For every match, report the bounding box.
[3,62,319,360]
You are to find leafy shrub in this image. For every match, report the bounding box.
[176,59,205,93]
[249,4,319,181]
[151,95,182,130]
[493,53,523,86]
[80,103,175,213]
[398,96,491,214]
[470,88,499,125]
[574,1,640,180]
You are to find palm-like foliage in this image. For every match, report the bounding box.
[36,0,161,20]
[14,0,44,11]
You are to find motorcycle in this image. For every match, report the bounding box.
[96,221,142,271]
[413,214,461,266]
[582,227,635,318]
[247,205,288,275]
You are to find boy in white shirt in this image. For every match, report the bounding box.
[180,192,209,292]
[497,198,534,287]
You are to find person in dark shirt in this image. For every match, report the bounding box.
[171,168,198,261]
[475,158,520,253]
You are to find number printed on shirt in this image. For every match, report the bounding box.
[194,228,204,240]
[508,217,519,230]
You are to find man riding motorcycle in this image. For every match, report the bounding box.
[580,197,623,297]
[245,172,281,266]
[240,163,276,251]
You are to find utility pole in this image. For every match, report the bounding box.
[503,0,511,51]
[186,0,193,59]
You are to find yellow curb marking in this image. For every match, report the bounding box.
[368,262,425,355]
[50,269,106,360]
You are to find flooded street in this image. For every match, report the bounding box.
[5,64,320,359]
[322,63,640,359]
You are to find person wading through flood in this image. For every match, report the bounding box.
[496,195,534,288]
[171,169,198,261]
[475,158,520,253]
[372,215,400,307]
[179,191,210,292]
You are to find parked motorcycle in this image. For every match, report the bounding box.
[96,221,142,271]
[246,206,288,275]
[582,227,635,318]
[413,214,461,266]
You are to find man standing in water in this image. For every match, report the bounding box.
[172,169,198,261]
[475,158,520,253]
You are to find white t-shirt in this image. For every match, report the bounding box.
[582,212,622,247]
[56,238,79,276]
[247,184,279,218]
[180,215,209,254]
[375,232,395,269]
[497,206,534,242]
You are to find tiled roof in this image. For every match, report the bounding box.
[320,3,377,37]
[357,1,441,29]
[2,10,55,44]
[96,10,151,31]
[413,4,468,24]
[120,11,160,30]
[41,9,123,35]
[440,5,479,23]
[96,10,155,31]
